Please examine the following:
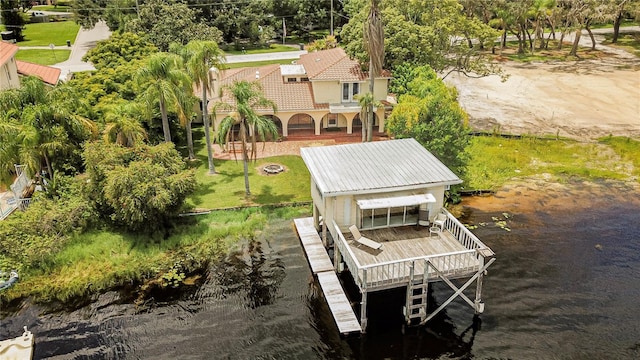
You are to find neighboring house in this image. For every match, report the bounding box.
[16,60,61,86]
[1,42,61,89]
[0,42,20,90]
[298,138,495,331]
[209,48,393,139]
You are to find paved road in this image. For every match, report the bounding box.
[20,22,638,81]
[52,21,111,81]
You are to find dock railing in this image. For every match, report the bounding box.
[438,208,489,252]
[332,208,493,291]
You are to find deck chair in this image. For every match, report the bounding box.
[349,225,382,250]
[433,213,447,231]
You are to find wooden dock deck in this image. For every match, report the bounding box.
[294,217,361,335]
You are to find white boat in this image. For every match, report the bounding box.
[0,327,34,360]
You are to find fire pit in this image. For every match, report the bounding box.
[263,164,284,174]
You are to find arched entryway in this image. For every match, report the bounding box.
[352,113,380,130]
[287,113,315,137]
[264,115,283,140]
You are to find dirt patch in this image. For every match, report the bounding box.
[445,51,640,141]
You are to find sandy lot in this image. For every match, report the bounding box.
[445,50,640,140]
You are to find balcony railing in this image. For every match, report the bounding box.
[332,208,493,291]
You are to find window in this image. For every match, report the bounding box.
[357,194,435,230]
[287,77,297,82]
[342,82,360,102]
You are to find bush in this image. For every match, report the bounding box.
[0,176,96,272]
[84,141,197,233]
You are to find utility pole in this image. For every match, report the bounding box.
[330,0,334,36]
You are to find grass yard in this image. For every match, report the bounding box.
[185,127,311,209]
[19,21,80,46]
[15,49,70,65]
[601,31,640,57]
[495,40,607,62]
[599,136,640,178]
[32,5,72,12]
[225,44,299,55]
[465,135,638,190]
[225,58,298,69]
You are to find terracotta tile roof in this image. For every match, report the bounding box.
[210,48,390,115]
[0,42,19,66]
[297,47,390,81]
[297,47,347,79]
[212,64,327,114]
[312,56,367,81]
[16,61,60,86]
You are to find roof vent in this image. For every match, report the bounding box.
[256,71,260,79]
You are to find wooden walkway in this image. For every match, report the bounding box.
[294,217,361,335]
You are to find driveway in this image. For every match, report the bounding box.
[52,21,111,80]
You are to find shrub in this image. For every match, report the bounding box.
[84,141,196,233]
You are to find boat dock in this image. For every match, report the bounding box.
[294,217,361,335]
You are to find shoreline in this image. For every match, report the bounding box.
[461,177,640,214]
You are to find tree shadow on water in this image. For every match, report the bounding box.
[212,240,285,309]
[305,271,482,359]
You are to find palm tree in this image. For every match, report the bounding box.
[103,102,148,147]
[0,77,96,184]
[356,92,383,142]
[363,0,385,142]
[215,81,278,196]
[136,52,192,144]
[180,40,226,174]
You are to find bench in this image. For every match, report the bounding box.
[349,225,382,250]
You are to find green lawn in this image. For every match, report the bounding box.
[18,21,80,46]
[32,5,72,12]
[15,49,70,65]
[225,58,298,69]
[185,127,311,209]
[225,44,299,55]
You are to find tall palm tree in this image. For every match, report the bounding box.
[180,40,226,174]
[103,102,148,147]
[363,0,384,142]
[215,81,278,196]
[136,52,192,144]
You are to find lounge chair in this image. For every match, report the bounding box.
[349,225,382,250]
[433,213,447,231]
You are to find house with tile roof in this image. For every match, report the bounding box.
[1,42,20,90]
[209,48,393,140]
[16,60,61,86]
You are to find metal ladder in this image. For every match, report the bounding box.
[404,261,429,324]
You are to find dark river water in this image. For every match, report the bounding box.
[1,186,640,359]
